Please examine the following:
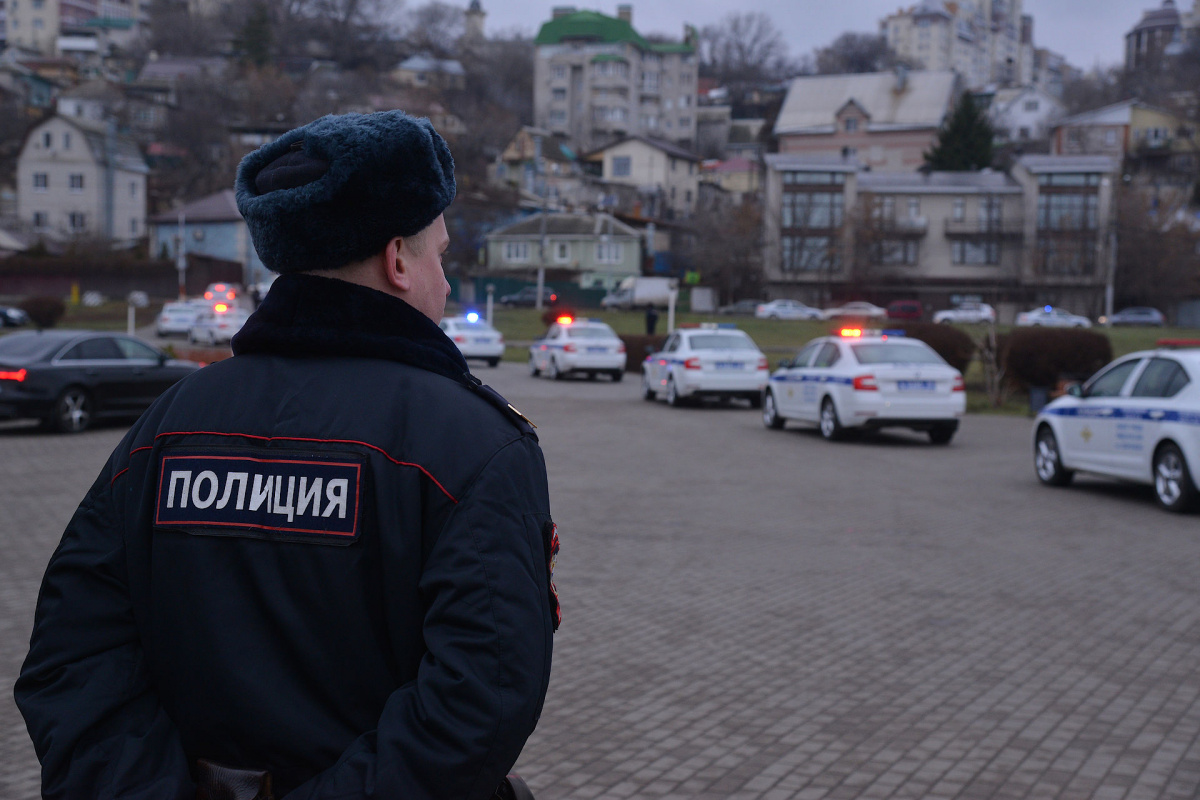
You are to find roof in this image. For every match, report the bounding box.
[584,135,700,162]
[31,116,148,174]
[1016,155,1119,173]
[774,70,958,135]
[764,153,861,172]
[859,170,1022,194]
[488,212,639,238]
[137,57,228,84]
[396,55,465,75]
[1127,1,1182,34]
[58,79,122,101]
[148,189,241,224]
[1057,100,1139,127]
[535,9,692,52]
[703,157,758,174]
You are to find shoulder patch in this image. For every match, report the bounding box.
[155,450,364,544]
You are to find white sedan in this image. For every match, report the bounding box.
[156,300,209,337]
[823,301,888,320]
[754,299,824,320]
[642,325,769,406]
[1015,306,1091,328]
[933,303,997,325]
[188,304,252,345]
[529,317,626,381]
[762,330,966,443]
[1033,347,1200,512]
[440,314,504,367]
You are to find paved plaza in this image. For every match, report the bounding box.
[2,363,1199,799]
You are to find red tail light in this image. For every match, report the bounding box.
[952,375,965,392]
[618,342,626,353]
[498,336,505,344]
[454,335,467,343]
[853,375,878,391]
[0,368,27,382]
[684,357,702,370]
[563,343,577,353]
[757,357,768,370]
[204,291,214,300]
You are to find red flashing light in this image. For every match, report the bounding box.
[684,357,702,370]
[204,292,214,300]
[556,315,574,325]
[550,294,558,302]
[214,303,230,313]
[214,284,227,291]
[952,375,965,392]
[0,368,27,382]
[226,291,236,300]
[852,375,878,391]
[840,328,863,338]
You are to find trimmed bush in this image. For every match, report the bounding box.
[887,321,975,374]
[1004,328,1112,389]
[20,296,66,329]
[619,334,667,373]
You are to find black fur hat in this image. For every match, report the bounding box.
[235,111,455,273]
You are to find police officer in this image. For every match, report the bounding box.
[16,111,559,799]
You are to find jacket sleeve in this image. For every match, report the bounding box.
[14,460,195,800]
[285,435,555,800]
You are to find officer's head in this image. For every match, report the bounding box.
[235,111,455,321]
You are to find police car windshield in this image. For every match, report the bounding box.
[851,343,944,365]
[566,325,616,339]
[690,333,756,350]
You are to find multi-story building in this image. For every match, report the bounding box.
[773,69,958,173]
[881,0,1028,90]
[484,211,641,290]
[583,135,700,219]
[17,114,148,244]
[6,0,140,55]
[1125,0,1193,71]
[1029,47,1076,100]
[533,5,698,155]
[761,153,1118,318]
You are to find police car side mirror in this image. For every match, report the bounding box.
[644,345,655,355]
[1067,383,1083,398]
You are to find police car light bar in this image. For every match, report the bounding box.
[838,328,906,338]
[556,315,574,325]
[465,311,480,323]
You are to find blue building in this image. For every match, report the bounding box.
[148,189,266,285]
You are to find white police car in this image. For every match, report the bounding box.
[529,316,626,381]
[642,324,768,407]
[762,328,966,443]
[439,313,505,367]
[1032,345,1200,512]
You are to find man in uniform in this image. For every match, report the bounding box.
[16,111,559,799]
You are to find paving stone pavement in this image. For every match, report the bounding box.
[3,363,1199,799]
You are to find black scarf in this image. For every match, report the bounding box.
[232,273,471,385]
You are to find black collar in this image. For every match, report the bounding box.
[231,273,471,385]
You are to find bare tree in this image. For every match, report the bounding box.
[814,32,908,75]
[690,195,764,303]
[1115,191,1200,312]
[405,1,465,58]
[698,12,792,86]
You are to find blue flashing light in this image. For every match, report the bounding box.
[1044,305,1053,312]
[465,311,481,323]
[880,329,906,337]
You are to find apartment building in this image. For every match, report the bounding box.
[882,0,1029,89]
[533,5,698,154]
[1125,0,1199,71]
[761,153,1118,318]
[6,0,140,55]
[773,69,958,173]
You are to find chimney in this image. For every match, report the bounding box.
[617,4,632,23]
[894,64,909,93]
[551,6,577,19]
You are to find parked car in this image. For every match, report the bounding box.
[1106,307,1166,327]
[717,299,761,316]
[600,277,676,310]
[933,303,997,325]
[189,305,252,345]
[1033,347,1200,511]
[203,282,242,303]
[530,316,625,381]
[499,286,558,307]
[823,301,888,321]
[1015,306,1091,328]
[754,299,824,320]
[0,330,200,432]
[886,300,924,321]
[155,300,209,337]
[1,305,30,327]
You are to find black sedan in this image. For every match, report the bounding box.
[0,330,200,432]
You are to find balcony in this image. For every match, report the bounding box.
[877,216,928,237]
[944,219,1024,239]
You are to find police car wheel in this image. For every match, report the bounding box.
[1034,426,1073,486]
[666,376,684,407]
[487,358,500,367]
[1153,442,1197,512]
[529,356,541,377]
[762,391,785,429]
[642,374,656,401]
[587,372,598,381]
[548,358,563,380]
[819,398,845,441]
[928,423,956,445]
[53,386,93,433]
[611,370,624,382]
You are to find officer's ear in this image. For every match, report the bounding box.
[382,236,412,293]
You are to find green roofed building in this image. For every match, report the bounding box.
[534,4,700,155]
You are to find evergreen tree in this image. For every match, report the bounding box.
[237,3,273,68]
[924,93,995,171]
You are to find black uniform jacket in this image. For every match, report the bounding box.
[15,274,557,800]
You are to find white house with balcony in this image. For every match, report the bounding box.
[484,212,641,290]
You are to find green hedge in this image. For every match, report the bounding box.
[886,322,976,374]
[1003,328,1113,388]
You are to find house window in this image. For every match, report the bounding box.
[953,198,965,221]
[131,219,139,236]
[595,241,623,263]
[844,118,858,132]
[1024,100,1038,111]
[33,173,48,191]
[679,116,691,128]
[781,236,838,272]
[612,156,631,177]
[549,110,567,124]
[33,17,44,29]
[69,212,87,231]
[781,192,844,229]
[551,65,566,80]
[1037,194,1098,230]
[552,88,566,101]
[504,242,530,263]
[671,158,677,172]
[63,132,71,150]
[32,211,48,228]
[1019,127,1031,140]
[1104,129,1117,147]
[685,189,692,203]
[42,132,52,148]
[130,181,137,196]
[953,240,1000,264]
[554,242,570,262]
[907,199,920,218]
[871,240,919,266]
[69,174,85,192]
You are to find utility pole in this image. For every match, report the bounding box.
[534,132,547,311]
[176,211,187,299]
[104,117,117,241]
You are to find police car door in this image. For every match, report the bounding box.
[775,342,821,419]
[536,324,561,371]
[1060,358,1143,472]
[1111,357,1191,481]
[798,342,842,422]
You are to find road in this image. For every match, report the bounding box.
[2,362,1199,799]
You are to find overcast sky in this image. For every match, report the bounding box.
[478,0,1153,71]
